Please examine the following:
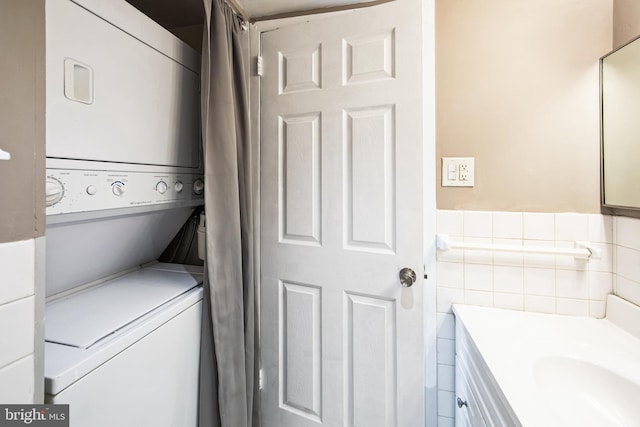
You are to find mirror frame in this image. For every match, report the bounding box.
[600,33,640,218]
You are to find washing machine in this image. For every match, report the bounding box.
[44,263,203,427]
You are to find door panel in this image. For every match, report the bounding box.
[280,281,322,421]
[261,2,424,425]
[344,105,396,253]
[279,113,322,246]
[345,293,397,427]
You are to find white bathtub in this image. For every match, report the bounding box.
[453,295,640,427]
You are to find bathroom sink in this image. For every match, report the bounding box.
[534,356,640,427]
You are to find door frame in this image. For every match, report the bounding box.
[248,3,437,425]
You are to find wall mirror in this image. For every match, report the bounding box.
[601,35,640,217]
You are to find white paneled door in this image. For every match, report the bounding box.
[260,1,424,425]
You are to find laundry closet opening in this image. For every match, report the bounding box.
[42,1,206,424]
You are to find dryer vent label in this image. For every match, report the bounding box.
[0,405,69,426]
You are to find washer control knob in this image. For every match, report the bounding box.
[174,181,184,193]
[45,177,65,207]
[112,182,125,197]
[156,181,168,194]
[193,179,204,195]
[86,185,97,196]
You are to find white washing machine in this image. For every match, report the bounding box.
[43,0,206,425]
[45,263,203,427]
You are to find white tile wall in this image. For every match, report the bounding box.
[614,216,640,306]
[0,239,35,304]
[437,390,455,418]
[0,239,36,403]
[555,213,588,242]
[0,356,35,404]
[434,210,617,425]
[463,211,492,238]
[523,267,555,296]
[523,212,554,240]
[437,416,455,427]
[437,364,455,392]
[493,212,522,239]
[436,210,613,318]
[0,297,35,368]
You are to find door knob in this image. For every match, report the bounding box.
[399,268,417,287]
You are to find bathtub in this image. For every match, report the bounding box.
[452,295,640,427]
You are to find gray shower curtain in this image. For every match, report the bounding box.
[199,1,259,426]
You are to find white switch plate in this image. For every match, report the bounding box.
[442,157,475,187]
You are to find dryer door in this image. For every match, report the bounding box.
[46,0,200,168]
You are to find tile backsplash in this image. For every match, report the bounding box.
[614,216,640,307]
[435,209,640,424]
[436,210,613,317]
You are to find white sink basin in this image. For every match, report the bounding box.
[535,356,640,427]
[453,295,640,426]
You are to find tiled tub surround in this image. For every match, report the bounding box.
[435,210,640,425]
[453,295,640,426]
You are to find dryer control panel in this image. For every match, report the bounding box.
[46,169,204,216]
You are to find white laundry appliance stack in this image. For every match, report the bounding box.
[43,1,205,426]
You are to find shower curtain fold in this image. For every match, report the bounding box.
[199,1,259,426]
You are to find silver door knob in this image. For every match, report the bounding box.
[399,268,417,287]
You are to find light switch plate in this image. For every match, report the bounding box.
[442,157,475,187]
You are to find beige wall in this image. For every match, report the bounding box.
[436,0,612,213]
[0,0,46,243]
[613,0,640,48]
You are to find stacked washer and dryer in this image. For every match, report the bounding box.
[43,1,205,425]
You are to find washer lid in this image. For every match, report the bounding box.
[45,267,202,349]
